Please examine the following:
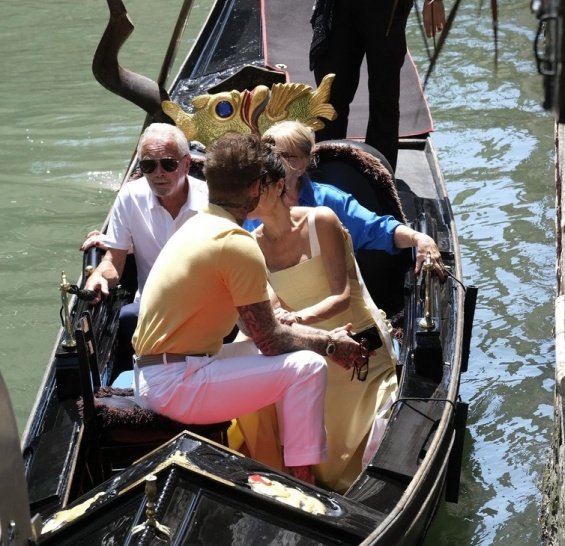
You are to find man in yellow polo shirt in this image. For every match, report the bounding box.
[132,133,366,484]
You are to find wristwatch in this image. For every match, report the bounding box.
[325,335,336,356]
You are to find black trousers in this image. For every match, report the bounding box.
[313,0,413,171]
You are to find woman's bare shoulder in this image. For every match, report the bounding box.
[313,205,341,226]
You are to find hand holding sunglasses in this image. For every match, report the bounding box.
[351,337,369,382]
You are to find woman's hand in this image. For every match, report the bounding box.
[274,307,301,325]
[412,232,445,281]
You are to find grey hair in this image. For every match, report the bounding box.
[137,122,190,156]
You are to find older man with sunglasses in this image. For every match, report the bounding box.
[82,123,208,375]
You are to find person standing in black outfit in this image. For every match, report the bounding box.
[310,0,445,172]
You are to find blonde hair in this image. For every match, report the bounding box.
[263,121,315,158]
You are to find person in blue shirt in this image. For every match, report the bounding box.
[245,120,444,278]
[293,174,401,256]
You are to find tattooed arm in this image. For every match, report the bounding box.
[237,300,366,370]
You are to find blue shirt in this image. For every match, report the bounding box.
[244,178,402,254]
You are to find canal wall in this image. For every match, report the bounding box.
[541,123,565,546]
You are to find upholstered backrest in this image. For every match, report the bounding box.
[308,140,412,317]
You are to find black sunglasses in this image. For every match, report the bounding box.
[351,337,369,382]
[139,157,182,174]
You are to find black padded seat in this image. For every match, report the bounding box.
[91,386,230,446]
[308,140,412,317]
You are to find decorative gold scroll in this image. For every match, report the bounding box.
[162,74,336,146]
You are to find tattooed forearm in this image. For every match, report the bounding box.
[262,323,329,356]
[237,302,366,370]
[238,302,325,355]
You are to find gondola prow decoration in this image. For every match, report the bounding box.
[418,253,436,331]
[59,270,100,350]
[59,272,76,350]
[413,251,444,384]
[131,474,171,540]
[162,74,337,146]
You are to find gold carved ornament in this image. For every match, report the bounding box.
[161,74,337,146]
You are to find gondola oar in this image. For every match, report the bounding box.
[139,0,196,132]
[156,0,195,90]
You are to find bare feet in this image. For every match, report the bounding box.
[287,465,315,484]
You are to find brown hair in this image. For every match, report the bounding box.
[204,133,265,196]
[262,138,287,184]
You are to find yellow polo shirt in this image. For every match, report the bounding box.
[133,204,268,356]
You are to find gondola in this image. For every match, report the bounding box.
[16,0,477,544]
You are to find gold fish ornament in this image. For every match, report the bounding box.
[162,74,336,146]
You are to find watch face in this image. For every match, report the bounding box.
[326,340,336,356]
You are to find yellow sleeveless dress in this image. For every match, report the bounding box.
[237,212,398,492]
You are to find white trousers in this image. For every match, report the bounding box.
[134,340,328,467]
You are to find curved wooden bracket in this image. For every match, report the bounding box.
[92,0,172,123]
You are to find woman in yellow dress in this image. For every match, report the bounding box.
[238,146,398,493]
